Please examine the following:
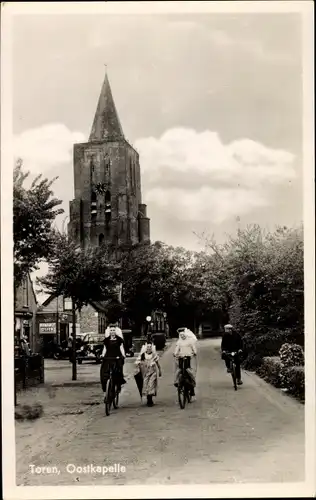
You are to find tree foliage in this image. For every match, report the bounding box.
[38,234,120,312]
[14,160,64,287]
[115,241,228,334]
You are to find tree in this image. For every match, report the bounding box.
[39,234,120,379]
[14,160,64,288]
[116,242,228,335]
[197,224,304,367]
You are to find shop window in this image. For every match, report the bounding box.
[63,297,72,311]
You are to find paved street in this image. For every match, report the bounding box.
[16,339,304,485]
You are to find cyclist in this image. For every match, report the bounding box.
[173,329,197,396]
[100,327,126,402]
[221,324,243,385]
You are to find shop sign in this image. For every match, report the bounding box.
[39,323,56,334]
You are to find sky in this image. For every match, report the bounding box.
[12,11,303,274]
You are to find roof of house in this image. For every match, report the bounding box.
[41,294,108,313]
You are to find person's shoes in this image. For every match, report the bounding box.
[191,388,195,397]
[147,396,154,407]
[237,379,243,385]
[174,383,178,388]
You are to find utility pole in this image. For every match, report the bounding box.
[72,298,77,381]
[56,295,59,344]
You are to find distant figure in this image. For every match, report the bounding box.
[68,334,73,362]
[20,333,30,356]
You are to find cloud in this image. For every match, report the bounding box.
[209,29,294,65]
[14,123,85,174]
[135,127,296,224]
[145,186,268,224]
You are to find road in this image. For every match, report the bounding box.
[16,338,304,485]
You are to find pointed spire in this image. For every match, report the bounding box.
[89,70,124,142]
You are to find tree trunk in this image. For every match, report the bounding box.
[72,298,77,381]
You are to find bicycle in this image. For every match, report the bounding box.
[225,351,242,391]
[177,356,195,409]
[103,357,122,416]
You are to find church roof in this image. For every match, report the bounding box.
[89,71,125,142]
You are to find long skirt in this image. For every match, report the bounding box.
[139,359,158,397]
[100,358,123,392]
[174,357,197,386]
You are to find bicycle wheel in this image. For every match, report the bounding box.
[105,378,113,416]
[113,384,119,409]
[186,384,192,403]
[231,362,237,391]
[178,381,186,409]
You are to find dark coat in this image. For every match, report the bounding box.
[221,332,243,352]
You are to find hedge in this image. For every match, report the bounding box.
[256,356,282,388]
[281,365,305,402]
[242,329,291,370]
[279,343,304,367]
[256,356,304,403]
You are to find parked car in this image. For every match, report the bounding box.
[77,332,104,364]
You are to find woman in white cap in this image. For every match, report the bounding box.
[173,328,197,397]
[177,327,197,344]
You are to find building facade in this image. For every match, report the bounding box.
[68,72,150,249]
[37,295,107,353]
[15,274,39,353]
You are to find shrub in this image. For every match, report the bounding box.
[242,353,262,371]
[241,329,291,370]
[256,356,282,388]
[280,365,305,402]
[279,343,304,367]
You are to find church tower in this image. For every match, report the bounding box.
[68,71,150,249]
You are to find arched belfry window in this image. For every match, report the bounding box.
[91,191,97,217]
[99,234,105,246]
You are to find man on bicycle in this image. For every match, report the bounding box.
[101,327,126,401]
[221,324,243,385]
[174,329,197,396]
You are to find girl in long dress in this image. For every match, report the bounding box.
[135,342,162,407]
